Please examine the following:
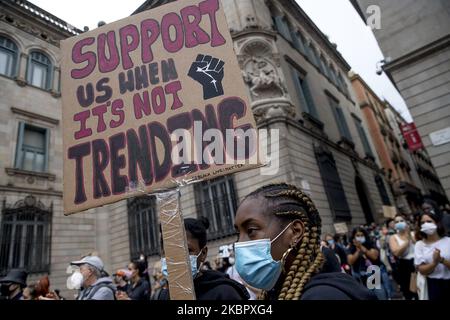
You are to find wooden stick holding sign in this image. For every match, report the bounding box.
[156,189,195,300]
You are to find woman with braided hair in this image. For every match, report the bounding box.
[234,183,376,300]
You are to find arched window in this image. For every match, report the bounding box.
[0,195,52,275]
[127,195,160,259]
[27,51,52,89]
[0,35,19,78]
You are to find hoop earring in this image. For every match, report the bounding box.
[281,246,294,273]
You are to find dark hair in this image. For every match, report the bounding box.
[423,198,439,211]
[384,218,393,228]
[415,212,446,241]
[184,217,210,249]
[350,227,374,248]
[244,183,323,300]
[131,260,147,277]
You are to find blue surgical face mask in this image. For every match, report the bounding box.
[395,221,407,232]
[327,239,335,246]
[234,222,293,291]
[161,250,203,279]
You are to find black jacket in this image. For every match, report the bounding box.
[128,278,151,300]
[301,272,378,300]
[267,272,377,300]
[158,270,249,300]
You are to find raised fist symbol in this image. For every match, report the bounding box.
[188,54,225,100]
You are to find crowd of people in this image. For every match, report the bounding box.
[1,184,449,301]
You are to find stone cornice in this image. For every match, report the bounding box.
[0,0,80,47]
[11,107,59,125]
[0,184,62,197]
[383,34,450,73]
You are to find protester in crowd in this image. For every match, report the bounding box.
[117,260,150,300]
[70,256,115,300]
[324,233,349,273]
[233,183,376,300]
[113,269,130,293]
[442,204,450,236]
[388,214,417,299]
[160,217,249,300]
[150,260,168,300]
[414,210,450,300]
[348,227,387,299]
[0,269,28,300]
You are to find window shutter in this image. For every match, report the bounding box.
[44,128,50,171]
[291,69,309,114]
[301,79,319,119]
[14,122,25,168]
[275,16,292,42]
[336,107,352,141]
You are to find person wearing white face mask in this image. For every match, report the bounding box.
[388,214,417,300]
[347,227,387,300]
[68,255,115,300]
[414,210,450,300]
[158,217,249,300]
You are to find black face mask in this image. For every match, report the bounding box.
[0,284,11,297]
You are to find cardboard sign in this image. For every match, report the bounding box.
[61,0,258,215]
[157,190,195,300]
[382,206,397,218]
[333,223,348,235]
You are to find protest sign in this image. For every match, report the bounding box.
[382,206,397,218]
[333,222,349,235]
[61,0,258,215]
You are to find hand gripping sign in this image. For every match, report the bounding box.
[61,0,259,300]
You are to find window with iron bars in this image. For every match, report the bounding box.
[127,195,160,259]
[194,176,237,241]
[0,197,52,276]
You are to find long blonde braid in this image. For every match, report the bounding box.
[246,183,324,300]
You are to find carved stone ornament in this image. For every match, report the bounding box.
[252,98,296,123]
[241,40,287,101]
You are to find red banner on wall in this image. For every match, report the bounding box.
[401,123,423,152]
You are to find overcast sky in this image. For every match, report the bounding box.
[29,0,412,121]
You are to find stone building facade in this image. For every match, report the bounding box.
[0,0,97,298]
[1,0,396,298]
[351,0,450,200]
[351,73,447,212]
[384,102,448,206]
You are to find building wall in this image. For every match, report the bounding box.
[390,47,450,200]
[350,74,420,212]
[354,0,450,61]
[0,2,93,298]
[352,0,450,201]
